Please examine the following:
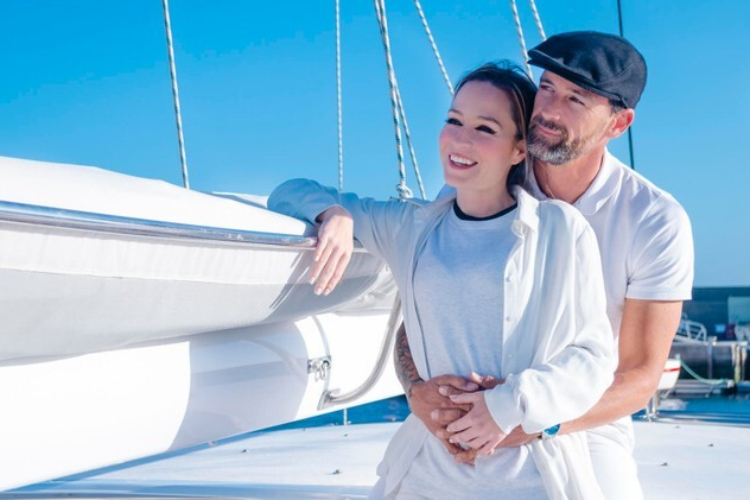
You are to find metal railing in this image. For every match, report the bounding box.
[0,199,365,251]
[319,295,402,410]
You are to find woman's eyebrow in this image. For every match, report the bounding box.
[448,108,501,127]
[477,115,502,127]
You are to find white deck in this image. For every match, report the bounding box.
[10,418,749,499]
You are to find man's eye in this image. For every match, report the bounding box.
[476,125,496,134]
[446,117,462,126]
[570,97,585,106]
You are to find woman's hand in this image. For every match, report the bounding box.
[446,392,507,458]
[310,206,354,295]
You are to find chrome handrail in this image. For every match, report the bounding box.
[0,199,365,251]
[319,294,402,409]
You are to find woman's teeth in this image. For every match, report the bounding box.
[450,154,476,166]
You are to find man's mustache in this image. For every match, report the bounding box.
[530,117,568,137]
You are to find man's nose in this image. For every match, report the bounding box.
[537,97,563,120]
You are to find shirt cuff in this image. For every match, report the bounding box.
[483,379,524,435]
[306,203,344,225]
[626,285,692,301]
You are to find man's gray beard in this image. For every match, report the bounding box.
[527,127,597,166]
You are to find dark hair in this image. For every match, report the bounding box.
[609,99,626,115]
[454,60,537,192]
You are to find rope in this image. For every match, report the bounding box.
[395,87,426,199]
[509,0,533,80]
[373,0,412,200]
[161,0,190,189]
[335,0,344,191]
[679,359,729,385]
[412,0,453,96]
[527,0,547,40]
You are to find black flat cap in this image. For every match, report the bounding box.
[528,31,647,109]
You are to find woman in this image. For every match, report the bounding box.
[269,61,614,499]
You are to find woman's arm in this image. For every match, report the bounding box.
[268,178,408,292]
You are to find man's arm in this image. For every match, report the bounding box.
[559,298,682,434]
[394,322,479,458]
[497,298,683,446]
[394,321,422,399]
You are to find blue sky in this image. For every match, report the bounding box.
[0,1,747,287]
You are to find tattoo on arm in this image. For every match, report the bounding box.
[394,322,422,398]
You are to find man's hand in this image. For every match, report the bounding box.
[409,375,479,456]
[310,206,353,295]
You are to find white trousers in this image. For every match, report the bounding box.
[588,428,644,500]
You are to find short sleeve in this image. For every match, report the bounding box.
[626,196,694,301]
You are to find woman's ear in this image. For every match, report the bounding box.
[511,140,527,166]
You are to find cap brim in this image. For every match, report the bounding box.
[528,49,627,106]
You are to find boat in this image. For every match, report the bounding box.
[8,417,750,499]
[668,314,749,394]
[0,155,403,490]
[2,0,747,496]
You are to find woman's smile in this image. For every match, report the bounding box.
[448,153,478,169]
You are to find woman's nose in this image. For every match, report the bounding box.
[453,127,472,145]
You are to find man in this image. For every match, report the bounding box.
[397,31,694,498]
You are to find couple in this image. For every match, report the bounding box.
[269,31,694,499]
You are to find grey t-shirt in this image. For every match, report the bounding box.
[398,203,545,499]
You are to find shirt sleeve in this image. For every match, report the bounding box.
[267,178,410,263]
[626,196,694,301]
[485,222,617,434]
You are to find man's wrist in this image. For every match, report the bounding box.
[539,423,561,440]
[405,377,424,400]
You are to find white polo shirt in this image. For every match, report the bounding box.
[526,150,694,343]
[527,151,694,500]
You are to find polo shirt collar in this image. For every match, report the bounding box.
[527,149,620,216]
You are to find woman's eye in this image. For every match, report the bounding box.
[446,117,462,126]
[476,125,496,134]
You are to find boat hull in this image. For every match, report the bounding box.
[0,309,402,491]
[0,155,395,360]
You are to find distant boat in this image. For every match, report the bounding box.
[0,155,403,490]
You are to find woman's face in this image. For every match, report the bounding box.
[439,80,526,198]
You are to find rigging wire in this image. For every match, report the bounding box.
[161,0,191,189]
[617,0,637,170]
[527,0,547,40]
[335,0,345,191]
[373,0,413,201]
[509,0,533,79]
[412,0,453,96]
[395,86,426,199]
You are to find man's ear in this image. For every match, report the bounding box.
[607,109,635,139]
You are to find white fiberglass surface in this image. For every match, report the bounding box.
[0,156,310,236]
[9,420,750,499]
[0,341,193,490]
[0,310,402,491]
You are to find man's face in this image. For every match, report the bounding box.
[528,71,618,165]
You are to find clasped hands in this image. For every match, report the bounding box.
[410,373,535,464]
